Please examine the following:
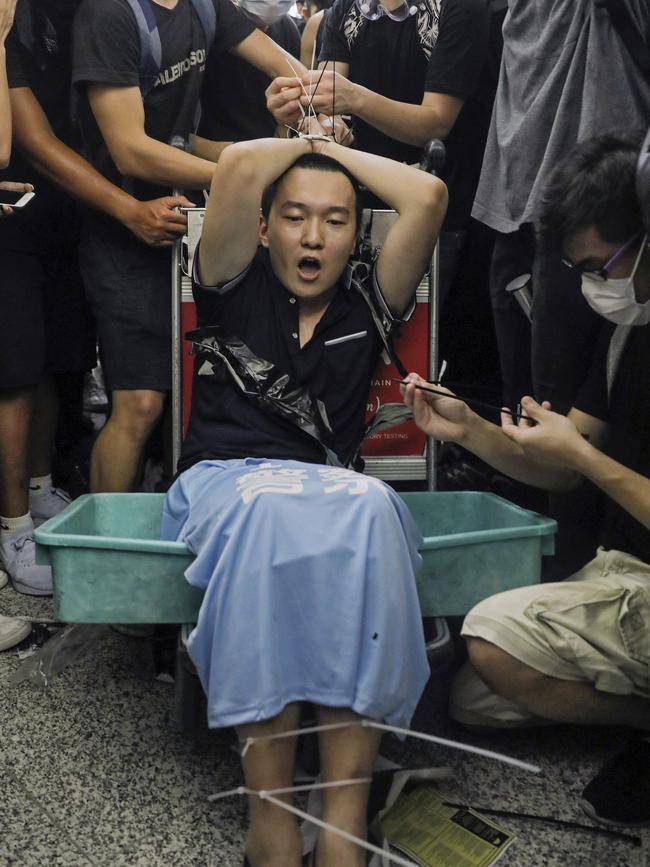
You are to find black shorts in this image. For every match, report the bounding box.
[0,246,96,390]
[80,228,172,392]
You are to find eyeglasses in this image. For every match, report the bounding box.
[562,230,644,282]
[356,0,418,21]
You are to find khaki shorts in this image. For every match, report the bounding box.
[450,548,650,728]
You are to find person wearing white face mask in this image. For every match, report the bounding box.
[192,0,301,156]
[576,230,650,326]
[402,130,650,829]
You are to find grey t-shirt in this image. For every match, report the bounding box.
[473,0,650,233]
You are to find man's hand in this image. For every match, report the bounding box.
[500,396,588,470]
[0,0,17,44]
[266,76,305,129]
[121,194,195,247]
[302,69,358,116]
[0,180,32,217]
[318,114,354,147]
[401,373,476,444]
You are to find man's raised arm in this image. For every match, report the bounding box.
[197,136,312,287]
[315,139,448,314]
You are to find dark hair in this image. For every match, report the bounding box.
[538,130,644,253]
[261,152,363,231]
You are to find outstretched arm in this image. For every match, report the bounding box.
[316,140,447,314]
[306,67,463,146]
[231,28,308,79]
[10,87,194,246]
[197,136,312,286]
[0,0,16,167]
[402,377,610,493]
[501,395,650,531]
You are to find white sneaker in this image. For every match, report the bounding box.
[0,614,31,651]
[0,532,53,596]
[29,486,71,523]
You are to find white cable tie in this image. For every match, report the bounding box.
[241,719,540,774]
[310,34,317,71]
[240,721,355,755]
[283,57,310,121]
[208,778,370,803]
[240,736,255,758]
[259,791,419,867]
[362,720,541,774]
[208,785,248,802]
[300,133,333,143]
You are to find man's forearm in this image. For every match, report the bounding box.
[214,135,311,197]
[14,120,146,226]
[113,134,215,189]
[320,139,439,213]
[572,443,650,531]
[233,29,308,79]
[462,415,579,492]
[350,87,449,147]
[190,134,233,164]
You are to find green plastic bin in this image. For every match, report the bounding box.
[34,491,556,623]
[401,491,556,615]
[35,494,200,623]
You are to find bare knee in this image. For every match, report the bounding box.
[110,390,165,438]
[466,637,545,706]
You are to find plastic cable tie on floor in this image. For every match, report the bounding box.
[10,623,109,689]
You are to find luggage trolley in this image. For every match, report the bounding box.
[171,141,446,489]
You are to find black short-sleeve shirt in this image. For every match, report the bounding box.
[319,0,490,228]
[72,0,253,213]
[573,324,650,563]
[1,1,81,252]
[180,247,397,471]
[199,15,300,142]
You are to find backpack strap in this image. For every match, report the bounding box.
[189,0,216,48]
[125,0,216,98]
[124,0,163,97]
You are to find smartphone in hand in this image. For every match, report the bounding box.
[0,188,35,208]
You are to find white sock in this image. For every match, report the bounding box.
[29,474,52,497]
[0,512,33,542]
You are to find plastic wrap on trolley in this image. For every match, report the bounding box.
[187,326,342,465]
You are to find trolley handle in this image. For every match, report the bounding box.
[420,139,446,177]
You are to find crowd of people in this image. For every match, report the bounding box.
[0,0,649,863]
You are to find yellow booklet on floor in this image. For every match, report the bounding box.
[379,783,515,867]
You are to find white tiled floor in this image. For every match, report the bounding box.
[1,586,648,867]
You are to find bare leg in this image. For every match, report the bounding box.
[236,702,303,867]
[28,378,58,478]
[468,637,650,730]
[315,707,382,867]
[90,389,165,492]
[0,386,33,516]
